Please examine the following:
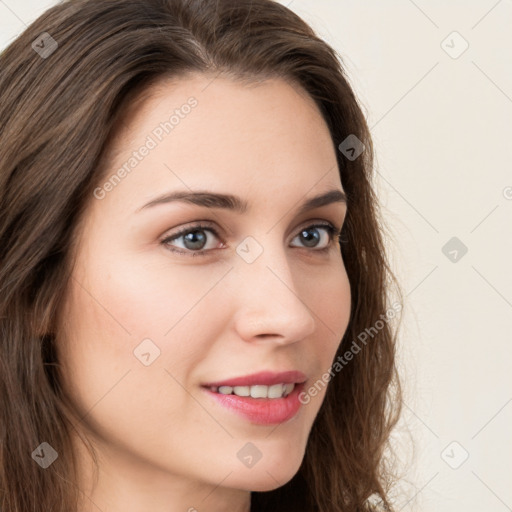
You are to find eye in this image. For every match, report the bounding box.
[161,222,222,257]
[160,221,344,257]
[290,223,341,252]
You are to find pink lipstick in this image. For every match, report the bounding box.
[201,370,307,425]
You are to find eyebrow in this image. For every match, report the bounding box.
[136,188,347,215]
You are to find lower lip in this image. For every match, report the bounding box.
[202,383,305,425]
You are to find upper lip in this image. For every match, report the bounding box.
[202,370,307,388]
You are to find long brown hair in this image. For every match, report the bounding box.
[0,0,403,510]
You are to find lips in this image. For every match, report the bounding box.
[201,370,307,388]
[202,382,306,425]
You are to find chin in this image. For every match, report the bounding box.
[249,472,298,492]
[229,458,303,492]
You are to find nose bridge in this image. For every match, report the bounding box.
[230,235,316,342]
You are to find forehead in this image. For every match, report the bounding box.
[94,73,341,213]
[107,73,332,161]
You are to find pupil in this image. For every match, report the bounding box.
[184,230,206,250]
[301,228,319,247]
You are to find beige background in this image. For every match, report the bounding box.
[1,0,511,510]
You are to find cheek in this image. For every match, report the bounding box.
[98,253,232,339]
[56,247,235,391]
[309,260,351,355]
[60,273,209,388]
[55,255,231,459]
[64,246,231,354]
[299,263,351,409]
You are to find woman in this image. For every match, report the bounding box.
[0,0,403,510]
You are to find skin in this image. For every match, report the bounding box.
[56,73,351,512]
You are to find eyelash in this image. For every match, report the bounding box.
[160,221,348,258]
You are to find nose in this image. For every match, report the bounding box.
[229,241,316,345]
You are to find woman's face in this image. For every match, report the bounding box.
[57,73,351,509]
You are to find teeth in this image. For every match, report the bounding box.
[233,385,250,396]
[250,385,268,398]
[283,383,294,396]
[214,383,295,399]
[268,384,285,398]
